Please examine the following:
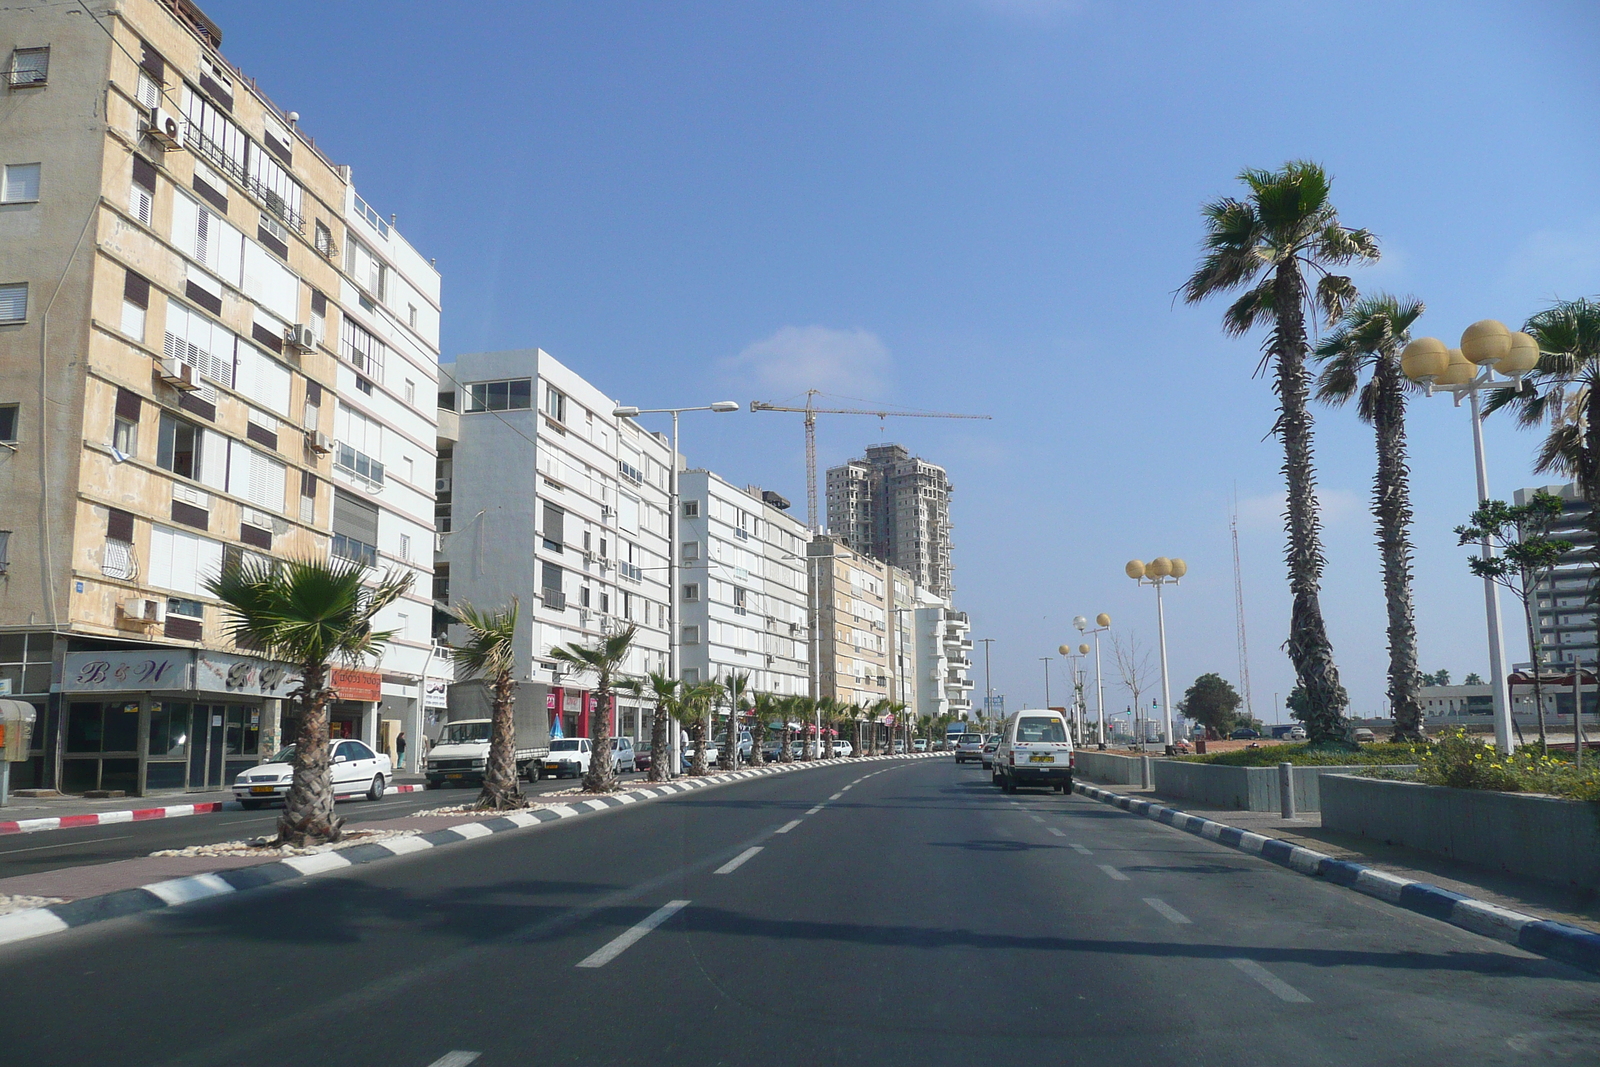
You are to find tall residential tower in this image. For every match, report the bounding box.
[825,443,954,600]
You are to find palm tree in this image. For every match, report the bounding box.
[1314,294,1428,741]
[749,692,775,766]
[719,672,751,770]
[1182,161,1378,743]
[868,698,893,754]
[549,626,637,793]
[641,672,680,783]
[675,682,711,775]
[208,555,412,846]
[687,680,722,774]
[451,599,526,809]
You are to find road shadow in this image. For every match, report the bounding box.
[927,840,1068,853]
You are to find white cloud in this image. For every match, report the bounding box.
[1238,488,1364,532]
[721,325,892,398]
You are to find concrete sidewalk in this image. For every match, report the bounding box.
[1080,777,1600,935]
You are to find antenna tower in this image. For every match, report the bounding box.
[1231,506,1254,720]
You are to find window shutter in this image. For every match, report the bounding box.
[107,507,135,543]
[332,488,379,544]
[123,270,150,310]
[132,156,158,193]
[115,387,142,423]
[305,379,323,405]
[311,289,327,316]
[301,469,317,497]
[0,284,27,322]
[139,41,165,82]
[544,503,565,545]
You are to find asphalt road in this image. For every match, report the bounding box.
[0,771,653,879]
[6,758,1599,1067]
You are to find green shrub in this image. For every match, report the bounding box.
[1416,729,1600,802]
[1175,742,1427,767]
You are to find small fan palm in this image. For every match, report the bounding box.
[451,599,526,809]
[720,672,752,770]
[1182,161,1378,743]
[549,626,637,792]
[208,555,412,845]
[1314,294,1427,741]
[641,672,680,783]
[749,692,775,766]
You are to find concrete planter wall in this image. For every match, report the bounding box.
[1321,774,1600,888]
[1150,760,1418,812]
[1074,750,1146,786]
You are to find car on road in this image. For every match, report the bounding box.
[542,738,593,779]
[635,740,653,773]
[234,741,391,808]
[1288,725,1307,741]
[610,736,637,773]
[954,734,987,763]
[914,739,928,752]
[762,739,788,762]
[1353,728,1376,743]
[1230,727,1260,740]
[980,736,1002,769]
[992,710,1075,793]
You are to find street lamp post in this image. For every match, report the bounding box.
[612,400,740,775]
[1126,558,1186,754]
[1074,613,1111,748]
[979,637,995,725]
[1040,656,1052,712]
[1401,321,1540,753]
[1059,643,1090,743]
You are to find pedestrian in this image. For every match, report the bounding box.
[396,731,407,771]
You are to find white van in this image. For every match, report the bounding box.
[993,710,1074,794]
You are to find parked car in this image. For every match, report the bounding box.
[711,729,753,761]
[1288,725,1307,741]
[992,710,1075,793]
[762,739,787,762]
[1353,728,1376,744]
[542,738,593,779]
[234,741,391,809]
[832,739,854,757]
[1230,727,1260,740]
[610,736,637,773]
[425,718,549,787]
[980,736,1002,769]
[914,739,928,752]
[635,740,653,772]
[954,734,987,763]
[892,740,906,754]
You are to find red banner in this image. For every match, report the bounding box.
[330,668,382,702]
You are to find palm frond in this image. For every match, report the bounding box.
[1222,279,1275,337]
[1314,274,1359,325]
[449,599,518,681]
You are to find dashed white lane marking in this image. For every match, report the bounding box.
[714,847,764,875]
[426,1052,482,1067]
[1097,864,1129,882]
[1046,827,1066,837]
[1143,898,1192,924]
[1229,958,1312,1003]
[806,805,824,815]
[775,819,803,834]
[1029,815,1044,823]
[1069,844,1092,855]
[829,792,844,800]
[576,899,691,968]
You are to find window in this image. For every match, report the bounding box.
[136,70,161,109]
[464,379,532,413]
[682,541,700,562]
[682,500,700,518]
[0,404,16,441]
[303,378,322,430]
[342,320,385,380]
[332,489,379,567]
[8,47,48,87]
[543,502,565,552]
[599,591,609,614]
[130,156,156,225]
[580,584,591,608]
[433,562,450,603]
[300,469,316,524]
[147,524,224,597]
[542,562,566,610]
[545,386,567,423]
[346,237,386,299]
[156,413,202,479]
[0,283,26,323]
[355,377,373,395]
[399,533,411,561]
[404,379,416,406]
[2,163,40,204]
[314,221,335,258]
[682,667,700,685]
[733,587,748,616]
[682,583,700,602]
[681,625,701,645]
[121,269,149,341]
[334,403,384,486]
[113,417,136,456]
[408,304,418,329]
[228,446,286,512]
[247,144,304,231]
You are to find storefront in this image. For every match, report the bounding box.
[60,649,300,796]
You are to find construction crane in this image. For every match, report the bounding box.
[749,390,991,532]
[1231,504,1255,721]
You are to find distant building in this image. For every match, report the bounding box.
[808,536,891,707]
[1514,483,1598,670]
[914,593,973,720]
[825,443,954,600]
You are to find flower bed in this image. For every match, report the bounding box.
[1398,729,1600,803]
[1175,741,1429,767]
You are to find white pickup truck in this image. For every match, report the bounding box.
[425,718,550,788]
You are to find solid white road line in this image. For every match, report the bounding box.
[806,805,824,815]
[1143,897,1192,924]
[775,819,803,834]
[1069,843,1092,855]
[1097,864,1129,882]
[0,833,134,856]
[1229,958,1312,1003]
[576,899,691,969]
[1046,827,1066,837]
[714,847,764,875]
[425,1051,482,1066]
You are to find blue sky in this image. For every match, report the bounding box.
[209,0,1600,718]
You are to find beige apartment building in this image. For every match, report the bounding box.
[0,0,441,795]
[809,536,892,708]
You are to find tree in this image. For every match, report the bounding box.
[749,691,774,766]
[678,682,715,775]
[208,555,412,845]
[640,672,680,783]
[1111,633,1156,747]
[1183,161,1377,742]
[451,599,525,810]
[719,672,751,770]
[1463,672,1484,686]
[549,626,637,793]
[1456,492,1574,751]
[1429,669,1452,687]
[1177,673,1242,740]
[1314,293,1428,741]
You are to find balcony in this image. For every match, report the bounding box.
[436,408,459,445]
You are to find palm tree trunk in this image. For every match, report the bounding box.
[1272,261,1349,742]
[583,681,616,792]
[691,715,709,775]
[1374,364,1423,742]
[278,662,341,846]
[479,669,526,808]
[750,716,765,766]
[648,700,669,782]
[719,699,736,771]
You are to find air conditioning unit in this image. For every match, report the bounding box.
[156,357,199,391]
[120,597,165,623]
[307,430,333,455]
[435,477,451,493]
[284,324,316,352]
[147,107,185,148]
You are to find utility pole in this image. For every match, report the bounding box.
[979,638,995,725]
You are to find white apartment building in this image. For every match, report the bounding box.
[437,349,672,743]
[889,569,919,714]
[1513,484,1598,671]
[677,473,811,696]
[0,0,437,793]
[914,593,973,720]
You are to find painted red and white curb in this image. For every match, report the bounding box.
[0,783,426,836]
[0,753,937,949]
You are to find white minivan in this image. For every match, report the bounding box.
[992,710,1074,794]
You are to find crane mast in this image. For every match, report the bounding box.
[1232,508,1254,720]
